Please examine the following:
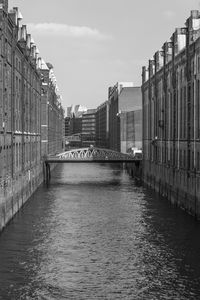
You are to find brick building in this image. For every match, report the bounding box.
[40,62,64,156]
[0,0,64,231]
[142,10,200,218]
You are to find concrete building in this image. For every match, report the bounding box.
[66,104,87,118]
[65,105,85,145]
[82,109,96,147]
[65,133,82,148]
[64,114,82,148]
[108,82,142,152]
[142,10,200,218]
[0,0,64,231]
[65,117,70,137]
[120,109,142,153]
[69,115,82,136]
[96,101,109,148]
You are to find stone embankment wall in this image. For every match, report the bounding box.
[0,166,43,231]
[126,161,142,180]
[141,10,200,219]
[126,160,200,219]
[142,162,200,219]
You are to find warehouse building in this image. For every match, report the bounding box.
[0,0,64,231]
[142,10,200,217]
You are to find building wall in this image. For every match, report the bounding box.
[69,115,82,136]
[65,117,70,137]
[108,83,142,152]
[120,109,142,153]
[41,69,49,156]
[0,1,65,231]
[82,109,96,147]
[41,65,64,156]
[142,10,200,218]
[96,101,109,148]
[108,85,120,151]
[119,87,142,112]
[0,3,42,231]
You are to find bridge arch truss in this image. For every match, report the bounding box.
[47,147,136,162]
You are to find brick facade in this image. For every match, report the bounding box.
[142,10,200,218]
[0,1,65,230]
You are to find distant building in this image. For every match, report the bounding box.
[64,115,82,148]
[96,101,109,148]
[82,109,96,147]
[108,82,142,152]
[65,117,70,137]
[69,115,82,135]
[66,104,87,118]
[65,133,82,148]
[40,63,65,156]
[120,109,142,153]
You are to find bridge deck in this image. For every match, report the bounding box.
[44,147,142,184]
[45,147,142,164]
[46,158,140,163]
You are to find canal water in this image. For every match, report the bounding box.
[0,164,200,299]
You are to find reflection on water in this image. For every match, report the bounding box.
[0,164,199,299]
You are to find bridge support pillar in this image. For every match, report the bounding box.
[44,162,51,185]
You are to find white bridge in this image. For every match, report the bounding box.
[44,147,141,184]
[45,147,140,163]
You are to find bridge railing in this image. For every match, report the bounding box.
[45,147,142,162]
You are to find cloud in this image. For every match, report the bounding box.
[27,23,110,40]
[163,10,176,19]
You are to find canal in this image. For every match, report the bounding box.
[0,164,200,299]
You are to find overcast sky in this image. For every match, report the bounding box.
[9,0,200,111]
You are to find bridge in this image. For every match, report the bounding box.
[44,147,141,183]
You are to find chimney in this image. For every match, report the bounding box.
[173,28,187,55]
[35,47,39,60]
[20,25,27,41]
[142,66,149,83]
[31,45,36,59]
[149,59,155,78]
[37,57,42,69]
[162,42,173,64]
[154,51,164,72]
[8,9,18,25]
[26,34,31,49]
[0,0,8,12]
[185,10,200,44]
[13,7,23,26]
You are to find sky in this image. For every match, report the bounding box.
[9,0,200,112]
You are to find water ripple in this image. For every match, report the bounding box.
[0,164,199,299]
